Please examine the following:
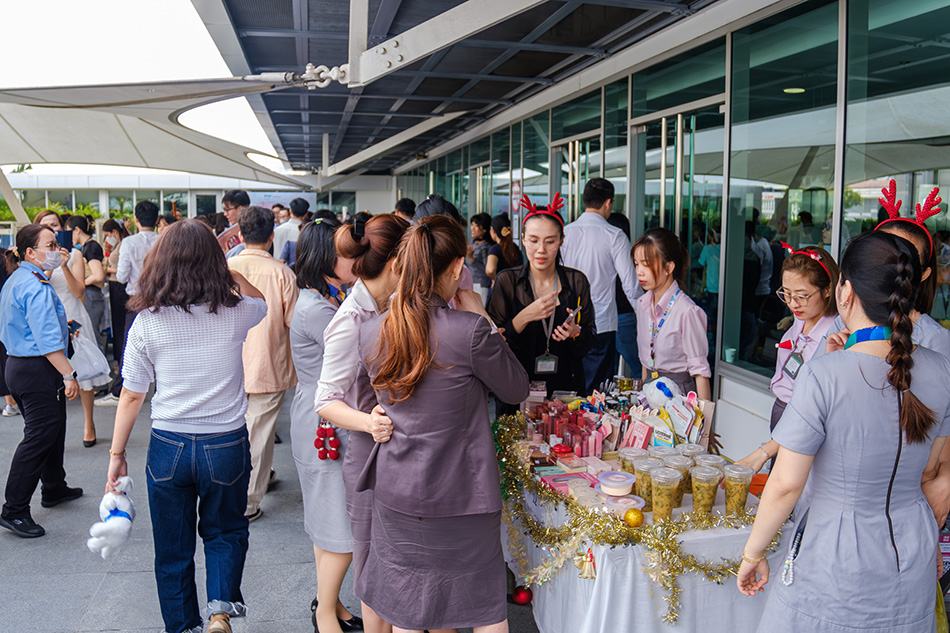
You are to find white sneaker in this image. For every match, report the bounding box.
[1,404,19,417]
[93,394,120,407]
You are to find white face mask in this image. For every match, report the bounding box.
[105,235,118,247]
[36,249,62,271]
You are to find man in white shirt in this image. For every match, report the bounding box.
[561,178,642,392]
[272,198,307,265]
[96,200,160,406]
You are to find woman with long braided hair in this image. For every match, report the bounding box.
[736,230,950,632]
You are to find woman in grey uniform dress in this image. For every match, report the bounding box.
[315,213,409,633]
[737,231,950,633]
[289,218,365,633]
[357,216,529,632]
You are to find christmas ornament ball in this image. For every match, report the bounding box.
[624,508,645,528]
[512,585,533,606]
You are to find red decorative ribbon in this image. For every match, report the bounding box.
[780,242,832,280]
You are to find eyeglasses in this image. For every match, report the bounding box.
[776,288,818,306]
[222,204,238,213]
[35,241,59,251]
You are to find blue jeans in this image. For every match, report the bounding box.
[582,331,618,393]
[615,313,641,379]
[146,427,251,633]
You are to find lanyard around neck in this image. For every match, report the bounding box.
[844,326,892,350]
[529,273,560,354]
[649,289,681,367]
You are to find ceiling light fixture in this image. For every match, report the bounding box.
[783,87,805,94]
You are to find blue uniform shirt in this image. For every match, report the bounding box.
[0,262,68,357]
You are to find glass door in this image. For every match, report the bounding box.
[551,135,601,223]
[468,162,492,218]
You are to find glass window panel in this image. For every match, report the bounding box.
[137,190,160,205]
[75,190,100,216]
[845,0,950,323]
[552,90,601,142]
[18,189,46,213]
[447,148,468,215]
[47,190,74,213]
[523,112,550,214]
[331,191,356,218]
[163,191,187,217]
[317,193,331,210]
[722,0,838,377]
[109,190,135,220]
[605,79,629,217]
[492,127,511,217]
[631,38,726,118]
[470,136,490,166]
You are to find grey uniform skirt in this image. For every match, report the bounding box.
[357,504,507,630]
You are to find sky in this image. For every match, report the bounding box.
[0,0,279,174]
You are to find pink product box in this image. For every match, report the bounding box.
[540,472,598,495]
[630,420,653,449]
[582,456,612,476]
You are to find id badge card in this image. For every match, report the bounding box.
[782,351,804,379]
[535,353,559,374]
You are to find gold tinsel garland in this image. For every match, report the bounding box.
[495,413,781,624]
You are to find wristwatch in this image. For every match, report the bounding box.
[63,370,78,381]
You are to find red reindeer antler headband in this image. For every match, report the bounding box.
[520,193,565,227]
[781,242,831,280]
[875,179,942,257]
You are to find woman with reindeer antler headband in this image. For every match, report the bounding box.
[735,243,840,474]
[486,194,596,405]
[814,180,950,363]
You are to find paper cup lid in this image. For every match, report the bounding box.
[597,471,637,486]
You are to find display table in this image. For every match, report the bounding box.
[503,491,788,633]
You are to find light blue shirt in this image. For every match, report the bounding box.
[0,262,68,357]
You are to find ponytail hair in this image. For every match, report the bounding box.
[491,213,519,266]
[632,227,685,285]
[371,215,467,403]
[877,220,937,315]
[840,231,935,443]
[335,213,409,280]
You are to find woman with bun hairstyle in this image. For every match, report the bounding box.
[632,227,711,399]
[737,230,950,633]
[485,212,523,283]
[357,215,529,633]
[315,213,409,633]
[736,245,839,473]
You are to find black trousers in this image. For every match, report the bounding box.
[108,281,128,364]
[110,306,138,398]
[2,356,69,519]
[0,342,9,398]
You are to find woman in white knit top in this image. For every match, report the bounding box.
[104,220,266,633]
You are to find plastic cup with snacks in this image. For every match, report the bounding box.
[662,455,694,507]
[694,454,727,472]
[633,457,662,512]
[723,464,755,515]
[619,447,649,474]
[650,467,683,522]
[690,465,722,514]
[649,446,677,459]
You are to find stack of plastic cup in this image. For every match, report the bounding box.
[690,465,722,514]
[633,457,662,512]
[662,455,694,508]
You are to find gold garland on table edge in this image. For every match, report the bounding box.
[495,413,782,624]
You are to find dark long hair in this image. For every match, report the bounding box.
[335,213,409,280]
[470,213,493,243]
[128,220,241,314]
[877,221,937,315]
[633,227,686,285]
[840,231,934,443]
[371,215,467,403]
[296,218,341,296]
[491,212,519,266]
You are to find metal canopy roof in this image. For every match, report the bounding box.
[207,0,719,175]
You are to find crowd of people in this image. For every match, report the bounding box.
[0,177,949,633]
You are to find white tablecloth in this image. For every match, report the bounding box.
[504,490,788,633]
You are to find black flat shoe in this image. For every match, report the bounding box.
[83,438,97,447]
[311,598,364,633]
[41,486,83,508]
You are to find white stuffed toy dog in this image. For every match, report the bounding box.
[87,476,136,559]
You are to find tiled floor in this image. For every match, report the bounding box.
[0,388,540,633]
